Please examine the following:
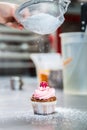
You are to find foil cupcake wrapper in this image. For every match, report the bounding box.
[31,101,57,115]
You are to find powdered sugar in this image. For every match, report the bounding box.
[21,13,64,34]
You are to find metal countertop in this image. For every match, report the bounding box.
[0,77,87,130]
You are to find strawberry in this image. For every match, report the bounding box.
[40,81,48,88]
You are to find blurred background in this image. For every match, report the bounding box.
[0,0,82,77]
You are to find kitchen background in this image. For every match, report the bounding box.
[0,0,82,76]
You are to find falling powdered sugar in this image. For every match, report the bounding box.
[21,13,64,35]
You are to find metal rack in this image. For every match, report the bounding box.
[0,26,50,75]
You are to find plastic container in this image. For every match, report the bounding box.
[30,53,63,88]
[60,32,87,95]
[15,0,70,34]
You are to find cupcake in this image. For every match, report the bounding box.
[31,81,57,115]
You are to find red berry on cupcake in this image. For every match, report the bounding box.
[40,81,48,88]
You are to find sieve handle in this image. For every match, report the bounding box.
[59,0,71,14]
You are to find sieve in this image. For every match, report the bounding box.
[15,0,70,35]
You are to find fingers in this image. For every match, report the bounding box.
[0,2,24,30]
[6,22,23,30]
[6,3,24,30]
[0,2,19,23]
[0,2,16,17]
[0,16,5,24]
[1,16,23,30]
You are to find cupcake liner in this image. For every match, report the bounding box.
[31,101,57,115]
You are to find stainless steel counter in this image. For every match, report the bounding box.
[0,77,87,130]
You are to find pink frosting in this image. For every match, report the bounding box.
[33,85,55,100]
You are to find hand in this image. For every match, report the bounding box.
[0,2,23,29]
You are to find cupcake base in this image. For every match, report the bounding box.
[31,101,57,115]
